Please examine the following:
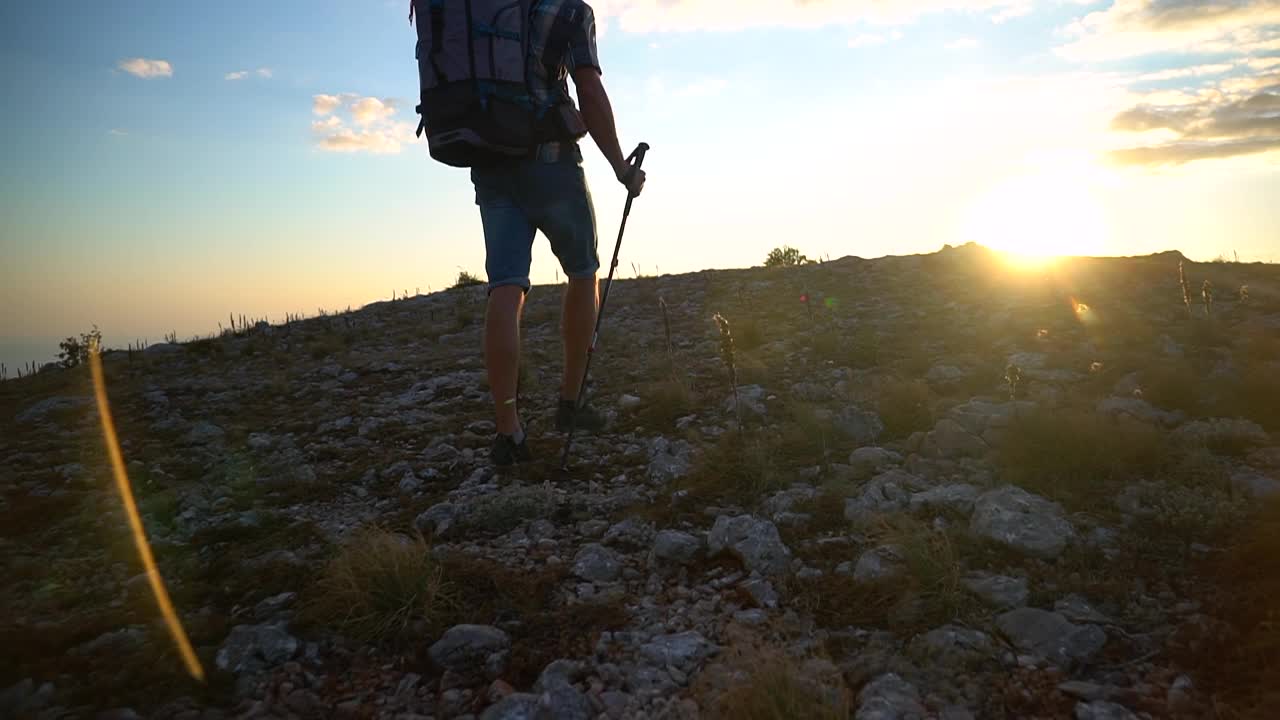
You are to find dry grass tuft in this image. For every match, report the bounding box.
[636,376,697,430]
[303,527,457,643]
[792,514,974,634]
[701,627,851,720]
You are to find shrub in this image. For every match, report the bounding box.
[303,527,457,642]
[453,270,485,289]
[58,325,103,368]
[764,246,813,268]
[997,409,1169,511]
[876,378,934,439]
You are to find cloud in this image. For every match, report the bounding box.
[108,129,128,136]
[591,0,1036,33]
[226,67,273,81]
[311,93,414,155]
[1059,0,1280,60]
[1107,67,1280,166]
[848,30,903,48]
[1108,137,1280,165]
[312,94,344,116]
[117,58,172,79]
[351,97,397,126]
[946,36,981,49]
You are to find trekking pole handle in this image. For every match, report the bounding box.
[627,142,650,168]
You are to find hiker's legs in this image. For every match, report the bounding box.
[473,166,536,437]
[526,152,601,402]
[561,275,598,401]
[485,286,525,435]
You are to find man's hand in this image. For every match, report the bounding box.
[615,162,646,197]
[573,67,646,197]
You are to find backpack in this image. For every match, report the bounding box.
[410,0,586,168]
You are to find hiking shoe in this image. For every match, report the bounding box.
[491,432,533,467]
[556,399,608,433]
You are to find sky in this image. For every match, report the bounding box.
[2,0,1279,371]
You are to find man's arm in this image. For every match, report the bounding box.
[572,67,645,196]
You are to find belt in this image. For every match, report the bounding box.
[532,141,579,163]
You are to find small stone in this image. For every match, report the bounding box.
[853,545,906,583]
[215,623,298,676]
[707,515,792,577]
[996,608,1106,668]
[970,486,1074,559]
[572,543,623,583]
[739,577,780,609]
[1074,700,1138,720]
[639,631,716,671]
[962,573,1028,609]
[651,530,701,566]
[618,394,643,410]
[429,625,511,679]
[856,673,926,720]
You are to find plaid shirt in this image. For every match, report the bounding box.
[527,0,601,109]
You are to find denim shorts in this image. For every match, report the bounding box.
[470,144,600,293]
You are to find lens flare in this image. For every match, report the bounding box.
[89,346,206,682]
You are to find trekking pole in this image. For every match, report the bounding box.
[560,142,650,470]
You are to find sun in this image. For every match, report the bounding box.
[960,167,1110,268]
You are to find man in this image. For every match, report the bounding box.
[473,0,645,466]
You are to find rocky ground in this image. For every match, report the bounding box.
[3,243,1280,719]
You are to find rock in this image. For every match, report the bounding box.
[1173,418,1269,452]
[853,545,906,583]
[909,484,980,514]
[925,364,968,388]
[603,517,654,550]
[539,685,592,720]
[429,625,511,679]
[1230,469,1280,499]
[947,399,1035,435]
[739,577,780,608]
[1074,700,1138,720]
[215,623,298,675]
[651,530,702,566]
[480,693,540,720]
[648,437,695,483]
[15,396,92,424]
[1058,681,1113,702]
[844,469,928,524]
[856,673,926,720]
[572,543,623,583]
[908,625,995,668]
[761,485,817,521]
[0,679,53,717]
[970,486,1074,559]
[186,421,226,445]
[996,608,1106,667]
[707,515,793,577]
[639,631,716,671]
[1096,397,1183,427]
[848,447,903,479]
[415,502,457,537]
[618,394,643,411]
[724,384,769,419]
[922,418,988,459]
[961,572,1028,609]
[834,407,885,444]
[1054,594,1113,625]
